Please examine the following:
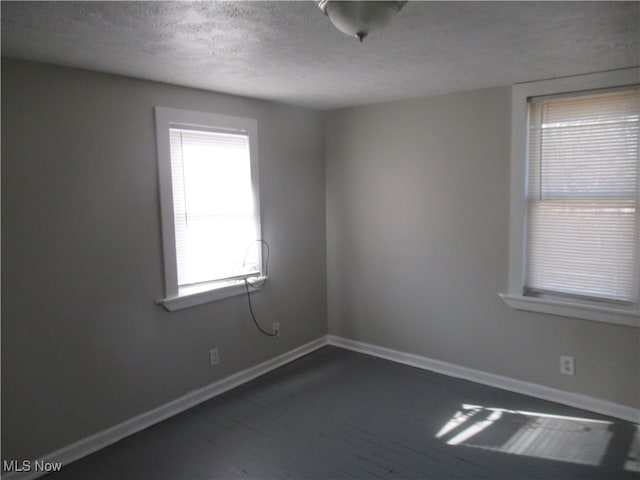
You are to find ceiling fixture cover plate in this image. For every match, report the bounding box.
[317,0,407,42]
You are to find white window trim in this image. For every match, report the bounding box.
[158,276,266,312]
[154,107,263,311]
[502,68,640,328]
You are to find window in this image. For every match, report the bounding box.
[155,107,263,311]
[501,69,640,327]
[526,89,638,303]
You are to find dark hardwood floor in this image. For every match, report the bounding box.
[46,346,639,479]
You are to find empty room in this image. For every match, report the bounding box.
[1,1,639,479]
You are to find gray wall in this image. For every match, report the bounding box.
[3,58,639,464]
[326,87,640,409]
[1,59,327,460]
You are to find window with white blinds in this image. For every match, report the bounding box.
[155,107,262,310]
[525,88,639,305]
[169,128,259,287]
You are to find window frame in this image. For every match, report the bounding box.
[154,107,263,311]
[501,68,640,327]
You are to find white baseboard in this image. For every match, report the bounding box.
[6,334,638,479]
[3,336,328,480]
[327,335,639,423]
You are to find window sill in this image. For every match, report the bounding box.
[499,293,639,328]
[158,277,266,312]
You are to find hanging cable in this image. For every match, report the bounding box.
[243,240,275,337]
[244,278,276,337]
[244,239,269,290]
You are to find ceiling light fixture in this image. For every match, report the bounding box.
[317,1,407,43]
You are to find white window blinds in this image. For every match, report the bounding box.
[525,88,639,304]
[169,128,258,287]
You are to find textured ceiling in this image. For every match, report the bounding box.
[1,1,638,110]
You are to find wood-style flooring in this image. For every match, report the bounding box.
[46,346,639,479]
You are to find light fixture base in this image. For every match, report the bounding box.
[317,0,408,15]
[317,1,407,42]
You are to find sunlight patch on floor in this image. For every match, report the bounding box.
[436,404,613,466]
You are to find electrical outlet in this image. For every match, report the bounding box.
[560,355,575,376]
[209,348,219,366]
[272,322,280,337]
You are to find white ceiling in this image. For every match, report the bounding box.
[2,1,638,110]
